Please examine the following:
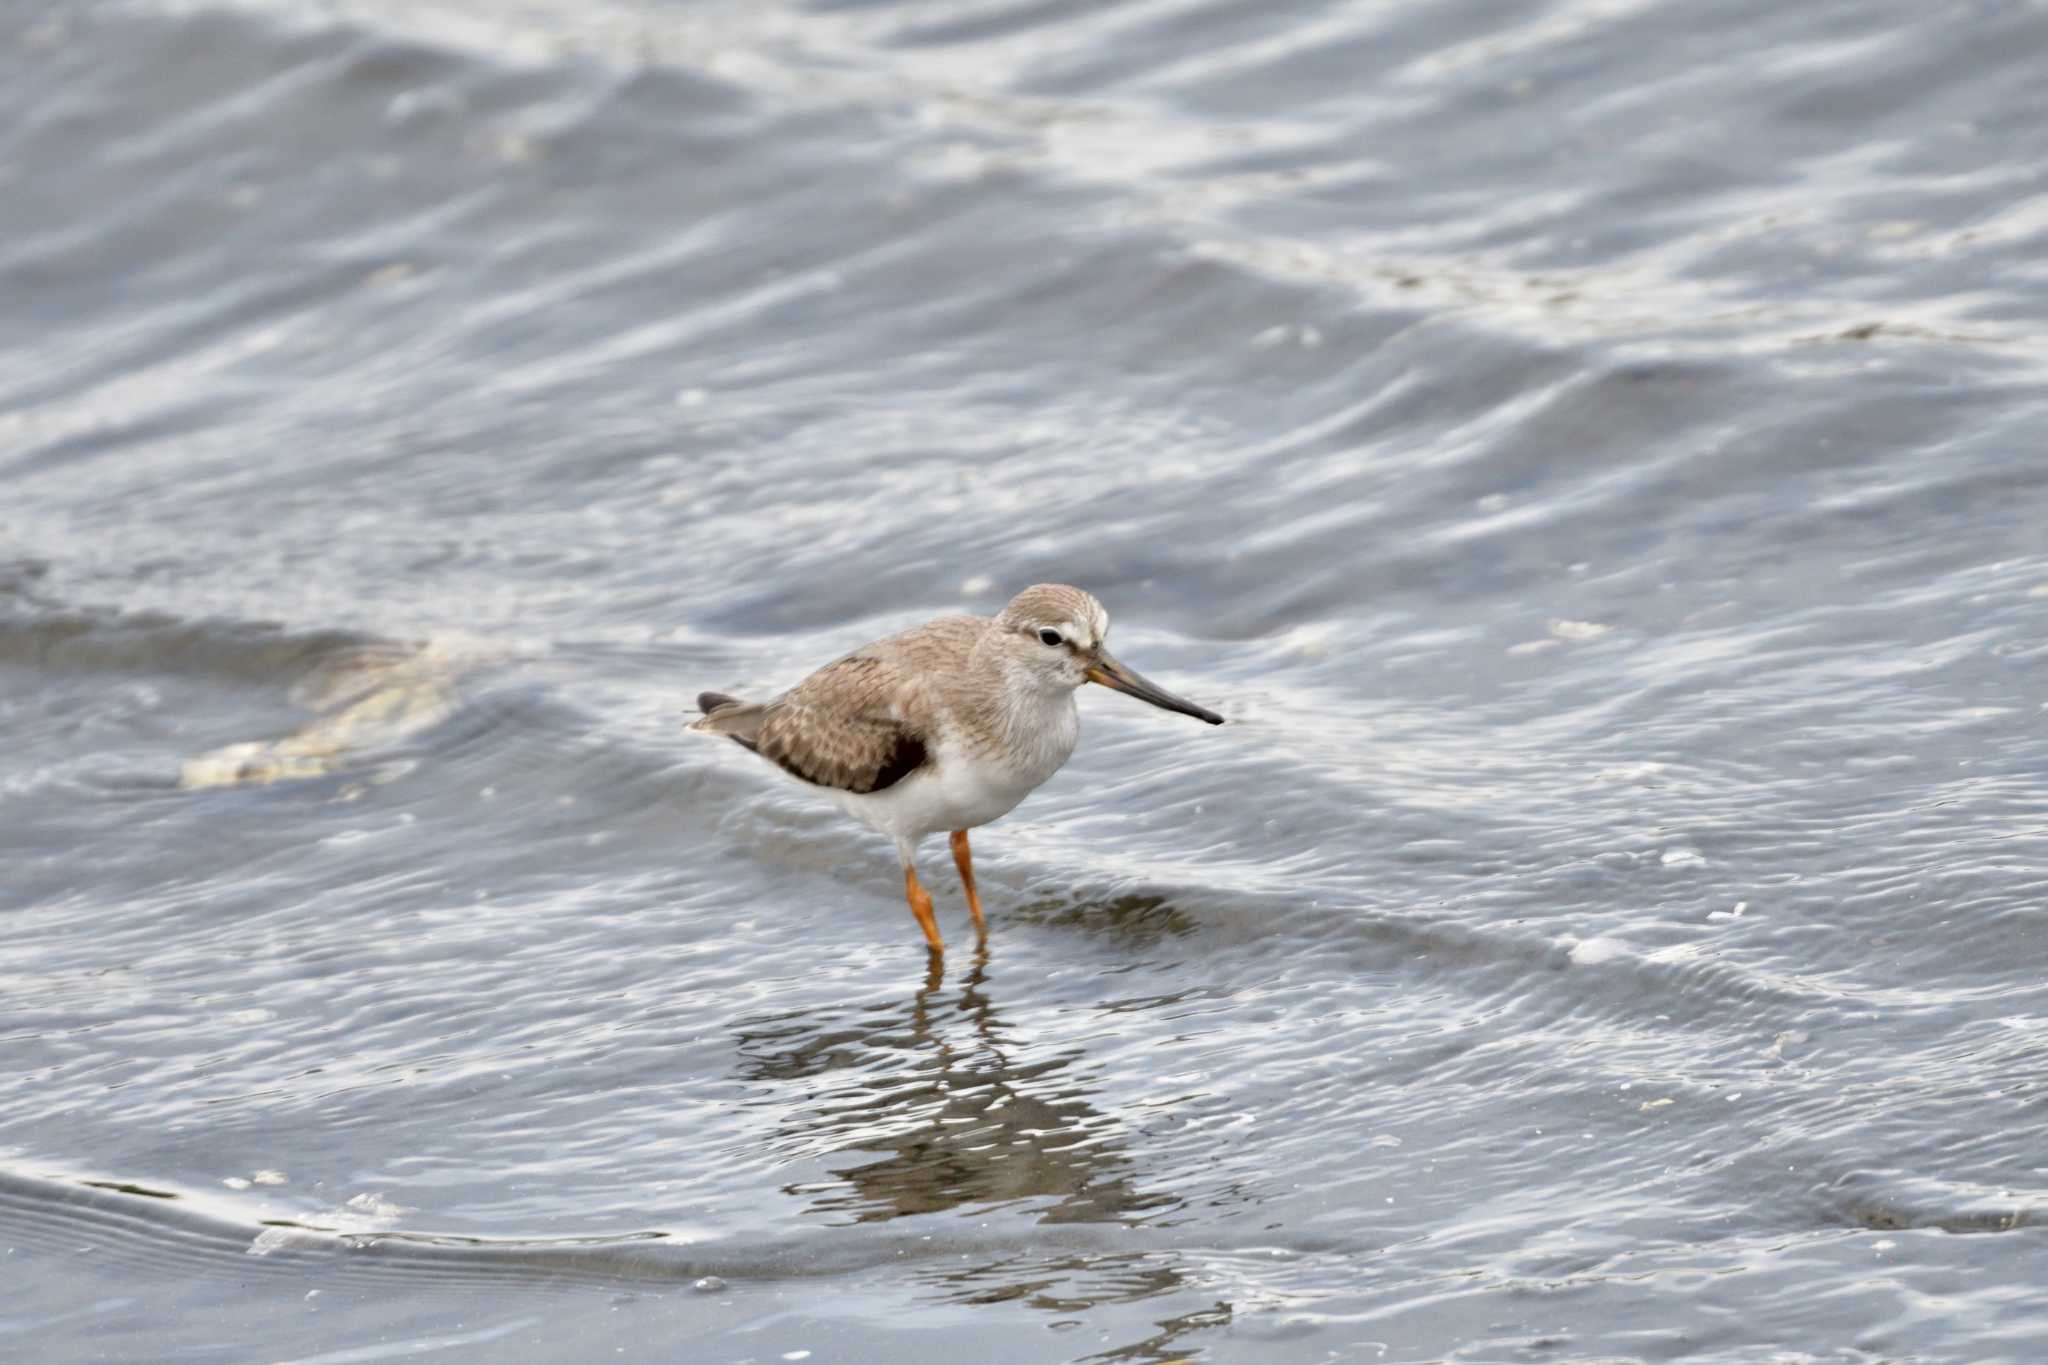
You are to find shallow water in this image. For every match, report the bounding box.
[6,0,2048,1360]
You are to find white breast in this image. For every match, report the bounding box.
[833,691,1080,842]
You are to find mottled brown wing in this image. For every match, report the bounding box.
[753,654,928,795]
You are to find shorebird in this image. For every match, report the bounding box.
[691,584,1222,953]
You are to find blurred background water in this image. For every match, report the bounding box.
[6,0,2048,1360]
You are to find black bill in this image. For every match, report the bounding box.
[1085,650,1224,725]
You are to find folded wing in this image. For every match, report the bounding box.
[698,654,929,795]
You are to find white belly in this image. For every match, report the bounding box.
[829,698,1079,842]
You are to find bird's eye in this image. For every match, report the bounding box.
[1037,628,1064,647]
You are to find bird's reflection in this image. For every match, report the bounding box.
[732,946,1174,1225]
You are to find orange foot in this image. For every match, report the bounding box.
[951,829,986,940]
[904,862,944,954]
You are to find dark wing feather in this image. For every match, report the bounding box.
[752,655,929,795]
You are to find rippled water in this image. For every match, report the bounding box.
[7,0,2048,1359]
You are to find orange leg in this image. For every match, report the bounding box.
[904,861,944,954]
[950,829,987,939]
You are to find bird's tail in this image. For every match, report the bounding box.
[690,691,766,748]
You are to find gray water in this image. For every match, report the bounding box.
[6,0,2048,1360]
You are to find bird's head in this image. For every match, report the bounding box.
[992,583,1222,725]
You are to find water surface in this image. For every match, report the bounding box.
[6,0,2048,1359]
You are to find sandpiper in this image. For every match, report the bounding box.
[691,584,1222,953]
